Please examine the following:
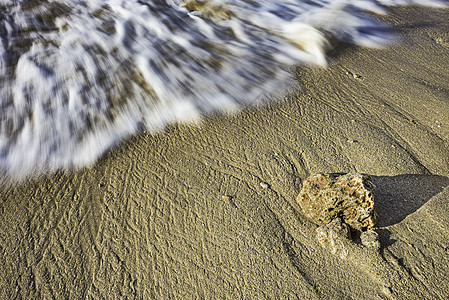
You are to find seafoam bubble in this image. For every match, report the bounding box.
[0,0,447,181]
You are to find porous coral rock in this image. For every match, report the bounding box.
[316,218,352,259]
[360,229,381,251]
[297,173,377,231]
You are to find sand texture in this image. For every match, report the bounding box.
[1,7,449,299]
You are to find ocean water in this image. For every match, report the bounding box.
[0,0,447,181]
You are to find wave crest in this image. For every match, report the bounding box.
[0,0,447,181]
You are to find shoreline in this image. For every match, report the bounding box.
[1,6,449,299]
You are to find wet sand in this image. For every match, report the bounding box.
[1,6,449,299]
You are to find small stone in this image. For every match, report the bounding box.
[381,286,393,298]
[360,230,381,251]
[260,182,269,189]
[345,71,362,79]
[297,173,377,231]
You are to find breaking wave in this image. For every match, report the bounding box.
[0,0,447,181]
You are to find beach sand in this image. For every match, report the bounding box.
[1,6,449,299]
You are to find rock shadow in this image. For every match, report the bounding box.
[371,174,449,227]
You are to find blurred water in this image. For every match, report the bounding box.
[0,0,446,181]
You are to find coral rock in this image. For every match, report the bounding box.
[316,218,352,259]
[297,173,377,231]
[360,230,381,251]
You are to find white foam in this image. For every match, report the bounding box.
[0,0,447,181]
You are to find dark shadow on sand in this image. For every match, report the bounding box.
[372,174,449,228]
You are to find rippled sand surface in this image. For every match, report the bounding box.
[1,6,449,299]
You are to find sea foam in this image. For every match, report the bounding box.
[0,0,447,181]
